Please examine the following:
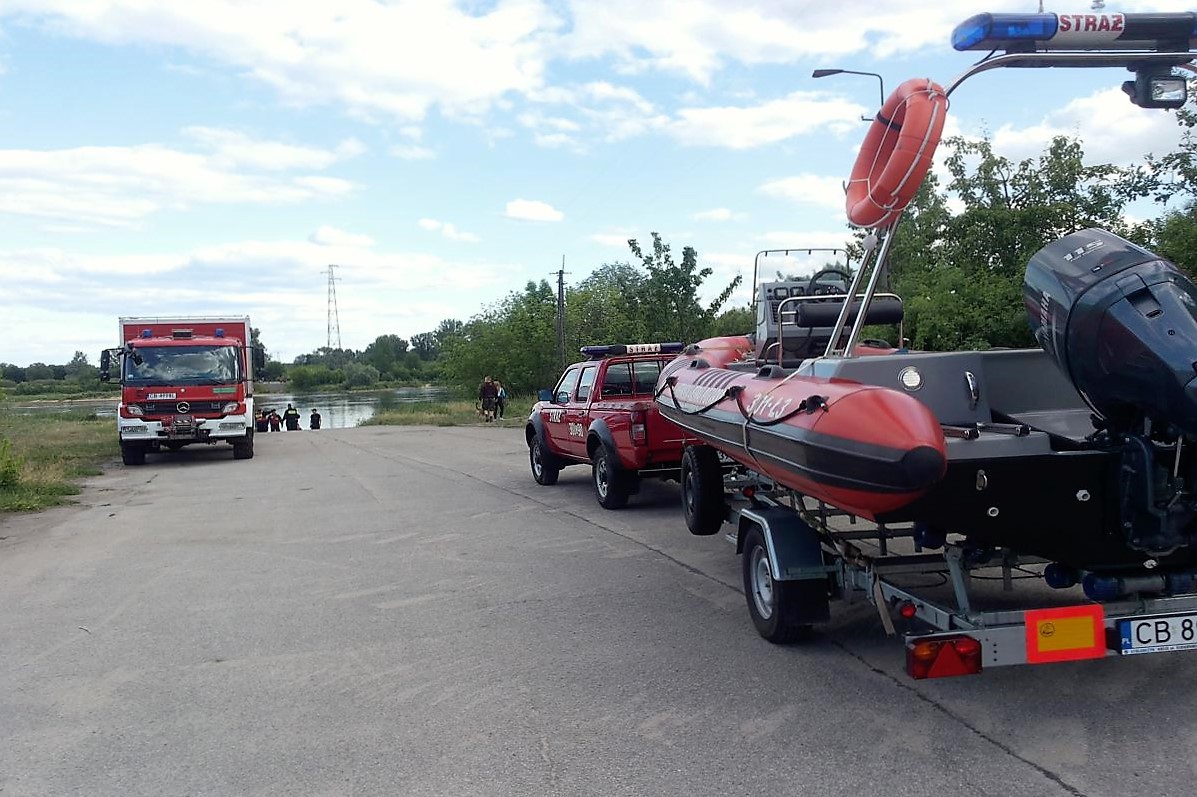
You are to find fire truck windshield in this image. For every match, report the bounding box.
[124,345,242,385]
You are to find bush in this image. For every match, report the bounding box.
[0,439,21,487]
[343,362,380,388]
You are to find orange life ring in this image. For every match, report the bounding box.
[845,77,948,229]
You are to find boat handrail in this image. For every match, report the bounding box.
[764,292,904,367]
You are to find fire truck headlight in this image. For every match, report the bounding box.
[220,402,240,414]
[125,404,144,417]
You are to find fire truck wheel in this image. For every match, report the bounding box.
[232,431,255,460]
[741,525,813,644]
[120,442,146,466]
[592,446,630,509]
[681,445,726,535]
[530,436,560,485]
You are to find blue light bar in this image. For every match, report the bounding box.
[140,329,152,338]
[580,342,684,359]
[215,328,225,337]
[953,13,1057,50]
[953,11,1197,52]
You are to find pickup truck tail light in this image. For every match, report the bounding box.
[631,411,647,445]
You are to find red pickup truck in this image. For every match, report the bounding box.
[526,343,696,508]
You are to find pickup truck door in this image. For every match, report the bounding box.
[544,366,581,456]
[562,365,598,458]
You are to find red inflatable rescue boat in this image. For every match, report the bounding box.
[656,335,947,518]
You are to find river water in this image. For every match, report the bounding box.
[7,386,449,430]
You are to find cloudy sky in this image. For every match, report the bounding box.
[0,0,1192,364]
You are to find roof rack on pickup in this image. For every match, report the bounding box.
[580,342,684,360]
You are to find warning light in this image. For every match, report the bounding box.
[581,342,684,359]
[906,635,984,679]
[952,11,1197,52]
[898,601,918,619]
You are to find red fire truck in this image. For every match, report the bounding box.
[101,317,261,465]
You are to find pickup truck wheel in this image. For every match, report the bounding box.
[592,447,630,509]
[120,442,146,466]
[741,525,813,644]
[530,437,560,486]
[682,445,726,535]
[232,431,254,460]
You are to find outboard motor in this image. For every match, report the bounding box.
[1026,228,1197,554]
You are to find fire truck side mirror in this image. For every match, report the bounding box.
[99,350,111,382]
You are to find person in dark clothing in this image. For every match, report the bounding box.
[283,403,301,431]
[309,409,322,430]
[495,380,507,420]
[479,376,498,422]
[268,410,282,432]
[255,410,269,433]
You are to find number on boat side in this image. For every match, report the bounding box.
[746,393,794,420]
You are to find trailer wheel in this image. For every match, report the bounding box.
[530,437,561,486]
[120,442,146,466]
[232,431,254,460]
[741,525,813,643]
[681,445,726,535]
[593,447,631,509]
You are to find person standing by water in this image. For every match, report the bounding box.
[309,408,322,430]
[255,410,269,433]
[268,410,282,432]
[283,404,301,431]
[495,380,507,420]
[479,376,498,422]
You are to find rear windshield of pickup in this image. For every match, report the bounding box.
[599,360,662,398]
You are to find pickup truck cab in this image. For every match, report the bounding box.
[526,343,695,509]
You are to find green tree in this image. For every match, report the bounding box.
[410,332,439,361]
[884,135,1150,350]
[627,233,742,344]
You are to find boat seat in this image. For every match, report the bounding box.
[762,296,905,362]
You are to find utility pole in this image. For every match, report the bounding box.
[322,265,343,351]
[555,256,568,369]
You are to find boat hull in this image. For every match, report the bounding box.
[657,337,947,519]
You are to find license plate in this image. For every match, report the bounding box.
[147,392,177,400]
[1118,614,1197,654]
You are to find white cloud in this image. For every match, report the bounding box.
[668,92,866,149]
[182,127,364,170]
[417,218,480,243]
[758,174,845,209]
[0,237,515,362]
[390,144,436,160]
[4,1,565,122]
[0,135,358,228]
[692,208,745,222]
[308,225,374,248]
[505,198,563,222]
[987,87,1183,167]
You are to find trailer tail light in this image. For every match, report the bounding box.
[631,411,647,445]
[906,635,983,679]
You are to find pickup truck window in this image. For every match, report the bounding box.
[576,366,598,402]
[601,363,633,397]
[555,367,581,403]
[631,360,662,394]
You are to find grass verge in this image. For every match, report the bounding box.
[361,397,530,427]
[0,409,117,512]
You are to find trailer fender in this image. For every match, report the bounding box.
[736,507,829,582]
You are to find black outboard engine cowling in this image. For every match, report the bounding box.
[1026,228,1197,556]
[1026,228,1197,436]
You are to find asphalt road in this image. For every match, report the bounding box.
[2,425,1194,796]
